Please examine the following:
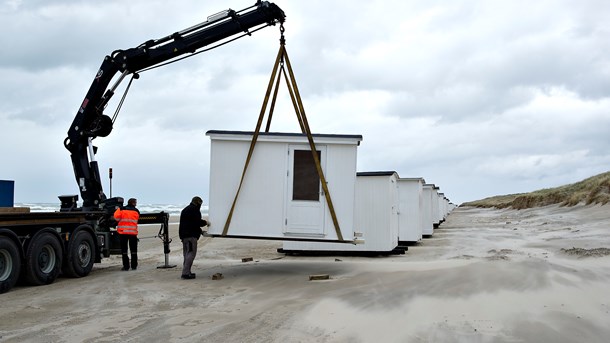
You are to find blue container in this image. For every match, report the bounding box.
[0,180,15,207]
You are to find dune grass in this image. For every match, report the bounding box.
[463,171,610,209]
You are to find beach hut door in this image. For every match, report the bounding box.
[285,145,327,235]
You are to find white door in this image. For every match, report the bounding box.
[284,145,327,235]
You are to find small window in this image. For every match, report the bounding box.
[292,150,321,201]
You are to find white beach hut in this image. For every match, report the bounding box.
[206,130,362,242]
[431,186,441,228]
[397,177,425,243]
[437,192,446,224]
[439,193,450,222]
[422,184,435,236]
[282,171,402,253]
[449,200,455,214]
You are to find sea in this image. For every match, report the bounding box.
[14,203,209,216]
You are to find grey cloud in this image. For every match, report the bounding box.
[3,0,610,204]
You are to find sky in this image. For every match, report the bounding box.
[1,0,609,206]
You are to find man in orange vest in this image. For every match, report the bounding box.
[114,198,140,271]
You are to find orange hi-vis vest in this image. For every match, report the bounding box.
[114,207,139,235]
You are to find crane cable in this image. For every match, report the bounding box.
[111,74,136,124]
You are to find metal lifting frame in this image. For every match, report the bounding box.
[222,26,344,241]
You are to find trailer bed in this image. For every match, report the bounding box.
[0,210,101,227]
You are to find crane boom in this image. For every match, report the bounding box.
[64,1,285,210]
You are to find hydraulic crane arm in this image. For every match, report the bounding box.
[64,1,285,210]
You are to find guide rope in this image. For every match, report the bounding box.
[222,24,344,241]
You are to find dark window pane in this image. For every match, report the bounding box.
[293,150,321,201]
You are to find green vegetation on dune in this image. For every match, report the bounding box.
[463,171,610,209]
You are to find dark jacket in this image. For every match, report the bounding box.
[179,203,206,240]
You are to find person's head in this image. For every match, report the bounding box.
[128,198,137,206]
[191,196,203,207]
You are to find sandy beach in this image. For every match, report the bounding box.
[1,204,609,342]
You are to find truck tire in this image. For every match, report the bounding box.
[0,236,21,294]
[62,230,95,278]
[24,232,63,286]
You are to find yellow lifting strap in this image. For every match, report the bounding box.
[222,29,344,241]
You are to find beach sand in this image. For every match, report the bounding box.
[1,204,609,342]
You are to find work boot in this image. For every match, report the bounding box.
[181,274,196,280]
[131,254,138,270]
[122,254,130,271]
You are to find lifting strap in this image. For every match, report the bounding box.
[222,26,344,241]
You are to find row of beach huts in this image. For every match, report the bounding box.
[281,172,455,254]
[204,130,456,254]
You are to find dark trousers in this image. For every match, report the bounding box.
[119,234,138,269]
[182,237,198,276]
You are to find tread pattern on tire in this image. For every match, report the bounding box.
[0,236,21,293]
[25,231,63,286]
[62,229,95,278]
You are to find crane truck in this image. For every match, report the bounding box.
[0,1,285,294]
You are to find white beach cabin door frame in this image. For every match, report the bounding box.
[284,144,327,236]
[391,177,400,236]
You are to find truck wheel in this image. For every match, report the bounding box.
[0,236,21,293]
[24,232,62,286]
[62,230,95,278]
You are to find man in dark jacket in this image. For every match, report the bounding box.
[179,196,208,279]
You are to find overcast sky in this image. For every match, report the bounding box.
[1,0,609,206]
